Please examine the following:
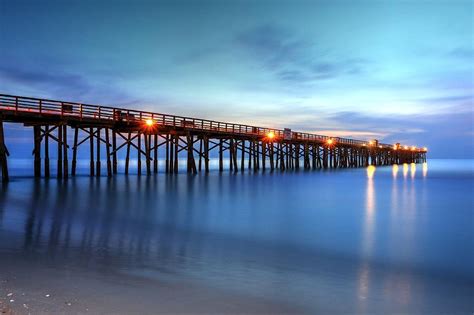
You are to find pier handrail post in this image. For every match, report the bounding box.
[15,96,18,112]
[39,100,43,114]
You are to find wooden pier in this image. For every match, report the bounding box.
[0,94,427,181]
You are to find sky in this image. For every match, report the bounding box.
[0,0,473,158]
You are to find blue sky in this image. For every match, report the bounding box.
[1,0,473,158]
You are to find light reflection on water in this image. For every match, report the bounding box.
[403,163,409,178]
[0,159,473,313]
[392,164,399,178]
[423,162,428,177]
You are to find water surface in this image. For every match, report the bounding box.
[0,159,473,314]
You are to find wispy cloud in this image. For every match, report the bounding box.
[0,58,141,107]
[448,46,474,60]
[235,24,369,85]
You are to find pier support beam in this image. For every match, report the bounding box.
[112,130,118,174]
[33,125,41,177]
[187,133,197,174]
[106,128,112,177]
[96,127,101,177]
[63,125,68,179]
[44,126,50,178]
[219,139,223,172]
[71,127,78,176]
[57,125,63,179]
[153,134,158,173]
[90,127,95,176]
[173,134,179,174]
[0,118,9,182]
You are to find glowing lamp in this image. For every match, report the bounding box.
[368,140,374,146]
[393,144,398,150]
[423,147,428,151]
[404,146,408,150]
[145,119,155,126]
[326,138,334,145]
[411,146,416,151]
[266,131,275,140]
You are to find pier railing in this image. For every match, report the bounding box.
[0,94,399,148]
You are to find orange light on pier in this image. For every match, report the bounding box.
[423,147,428,152]
[411,146,416,151]
[393,144,398,150]
[368,140,374,146]
[266,131,275,140]
[145,119,155,126]
[326,138,334,145]
[403,146,408,150]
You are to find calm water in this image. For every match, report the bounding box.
[0,159,473,314]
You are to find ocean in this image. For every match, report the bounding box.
[0,159,473,314]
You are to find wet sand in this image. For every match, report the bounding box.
[1,255,303,314]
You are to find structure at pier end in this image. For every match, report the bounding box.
[0,94,427,181]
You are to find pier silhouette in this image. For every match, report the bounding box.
[0,94,427,181]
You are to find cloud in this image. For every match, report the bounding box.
[0,64,91,96]
[235,24,370,85]
[0,58,141,107]
[448,47,474,60]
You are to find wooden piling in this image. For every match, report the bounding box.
[173,134,179,174]
[187,133,197,174]
[145,134,151,175]
[33,125,41,177]
[169,134,174,173]
[229,139,234,172]
[219,139,223,172]
[96,127,101,177]
[57,125,63,179]
[240,140,245,173]
[232,140,238,173]
[0,118,9,182]
[125,132,131,175]
[112,129,118,174]
[248,140,252,170]
[89,128,94,176]
[153,134,158,173]
[137,132,142,176]
[44,125,50,178]
[105,128,112,177]
[71,127,78,176]
[198,138,203,172]
[269,142,274,171]
[63,125,68,178]
[204,135,209,173]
